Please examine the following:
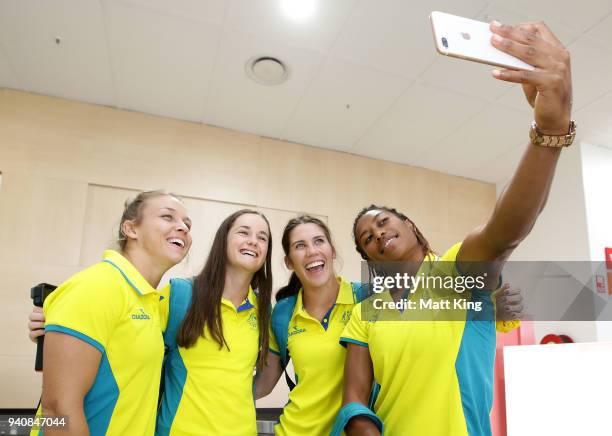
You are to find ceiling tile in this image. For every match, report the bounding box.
[413,103,531,180]
[476,2,529,24]
[495,86,534,113]
[0,0,114,105]
[468,143,525,184]
[419,56,512,102]
[498,0,612,34]
[204,30,324,138]
[354,82,488,163]
[282,59,412,152]
[225,0,356,53]
[331,0,487,78]
[567,36,612,111]
[476,2,578,46]
[584,12,612,45]
[108,0,221,122]
[118,0,227,25]
[0,44,19,89]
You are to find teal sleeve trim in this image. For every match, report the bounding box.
[84,353,119,436]
[45,324,105,354]
[339,337,369,348]
[156,347,188,436]
[44,326,119,435]
[455,290,496,436]
[164,278,193,349]
[330,402,383,436]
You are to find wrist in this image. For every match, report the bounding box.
[536,119,572,135]
[529,120,576,148]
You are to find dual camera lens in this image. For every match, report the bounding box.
[441,37,448,48]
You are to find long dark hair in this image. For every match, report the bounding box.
[352,205,433,260]
[177,209,272,369]
[275,215,335,302]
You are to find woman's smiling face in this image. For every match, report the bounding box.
[355,209,418,262]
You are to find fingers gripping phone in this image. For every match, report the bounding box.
[429,11,535,71]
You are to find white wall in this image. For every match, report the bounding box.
[505,342,612,436]
[581,142,612,341]
[496,143,598,343]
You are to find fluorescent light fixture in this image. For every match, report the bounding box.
[280,0,317,22]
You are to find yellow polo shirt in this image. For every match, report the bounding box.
[34,250,164,436]
[156,281,260,436]
[269,277,356,436]
[340,243,497,436]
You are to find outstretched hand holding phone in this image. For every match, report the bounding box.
[489,20,572,134]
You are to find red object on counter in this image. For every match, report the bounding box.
[540,334,563,344]
[540,334,573,344]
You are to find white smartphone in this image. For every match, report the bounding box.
[429,11,534,71]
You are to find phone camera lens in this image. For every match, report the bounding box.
[441,37,448,48]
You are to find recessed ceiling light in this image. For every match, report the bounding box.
[280,0,317,22]
[245,56,289,86]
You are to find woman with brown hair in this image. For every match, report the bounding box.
[156,209,273,436]
[254,215,521,435]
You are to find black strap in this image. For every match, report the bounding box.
[281,352,296,391]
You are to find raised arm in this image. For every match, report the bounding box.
[254,352,283,399]
[460,21,572,265]
[343,344,380,436]
[42,332,101,436]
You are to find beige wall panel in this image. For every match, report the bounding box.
[256,138,333,214]
[0,90,263,205]
[448,177,496,236]
[321,151,385,220]
[79,184,137,266]
[0,356,42,408]
[0,171,88,266]
[0,262,79,408]
[397,167,451,234]
[0,89,497,409]
[325,213,364,283]
[425,230,466,254]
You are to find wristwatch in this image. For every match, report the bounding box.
[529,120,577,147]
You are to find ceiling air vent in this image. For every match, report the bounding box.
[245,56,289,86]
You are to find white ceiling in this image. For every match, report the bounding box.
[1,0,611,184]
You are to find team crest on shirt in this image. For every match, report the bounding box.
[288,325,306,337]
[341,310,352,325]
[247,312,258,330]
[131,307,150,320]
